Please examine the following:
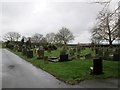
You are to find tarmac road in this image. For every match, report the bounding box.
[1,49,119,88]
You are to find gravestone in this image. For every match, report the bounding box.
[95,47,99,55]
[27,50,33,58]
[22,47,27,56]
[59,51,68,62]
[69,48,74,56]
[14,45,18,52]
[103,49,110,60]
[69,48,75,60]
[93,58,103,74]
[113,48,120,61]
[113,54,120,61]
[98,48,104,58]
[44,56,48,64]
[85,53,92,59]
[17,46,22,52]
[76,45,81,59]
[37,46,44,59]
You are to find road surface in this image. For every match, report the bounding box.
[1,49,119,88]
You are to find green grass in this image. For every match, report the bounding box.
[10,48,119,85]
[0,44,2,48]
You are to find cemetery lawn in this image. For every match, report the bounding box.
[0,44,2,48]
[12,50,119,85]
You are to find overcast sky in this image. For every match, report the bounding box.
[0,0,119,43]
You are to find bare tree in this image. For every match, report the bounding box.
[91,27,103,44]
[46,33,55,44]
[91,10,119,46]
[3,32,21,41]
[53,33,63,46]
[117,1,120,43]
[57,27,74,45]
[31,33,43,43]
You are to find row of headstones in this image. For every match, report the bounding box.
[13,45,69,62]
[7,43,120,61]
[64,46,120,61]
[94,47,120,61]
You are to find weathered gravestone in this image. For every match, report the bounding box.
[98,48,104,58]
[103,49,110,60]
[76,44,81,59]
[69,48,75,60]
[27,49,33,58]
[14,45,18,52]
[85,53,92,59]
[37,46,44,59]
[44,56,48,64]
[17,46,22,52]
[22,47,27,56]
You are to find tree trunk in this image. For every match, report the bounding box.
[109,40,112,46]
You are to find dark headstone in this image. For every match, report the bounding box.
[22,48,27,56]
[113,53,120,61]
[95,48,99,54]
[60,51,66,55]
[59,54,68,62]
[93,58,103,74]
[27,50,33,58]
[85,54,92,59]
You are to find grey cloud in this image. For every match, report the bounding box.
[1,0,118,43]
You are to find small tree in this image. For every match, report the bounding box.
[31,33,43,44]
[57,27,74,45]
[46,33,55,44]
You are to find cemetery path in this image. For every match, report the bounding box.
[2,49,82,88]
[1,49,119,88]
